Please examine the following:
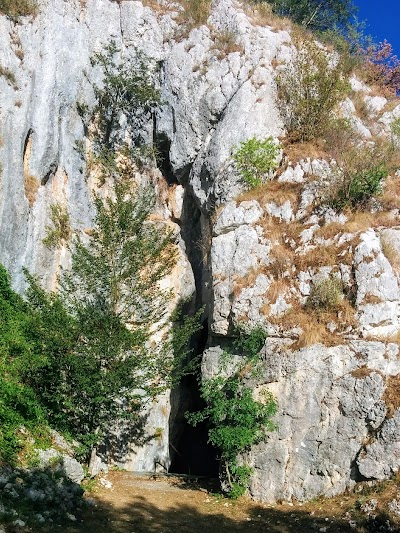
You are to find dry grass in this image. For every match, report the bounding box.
[315,222,347,240]
[238,181,302,211]
[294,244,347,272]
[268,302,346,349]
[0,0,37,18]
[283,139,329,165]
[24,174,39,207]
[141,0,173,15]
[232,266,268,298]
[259,217,305,247]
[23,132,39,207]
[351,366,373,379]
[381,236,400,272]
[380,175,400,211]
[361,293,383,305]
[383,374,400,418]
[265,278,290,303]
[268,243,295,278]
[351,92,372,122]
[342,211,374,232]
[210,30,244,59]
[243,2,292,31]
[0,65,16,87]
[176,0,211,33]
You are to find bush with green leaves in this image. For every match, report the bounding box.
[254,0,356,32]
[42,203,72,249]
[276,39,349,143]
[306,276,344,312]
[326,141,393,211]
[232,136,281,188]
[187,328,277,498]
[25,181,201,469]
[0,265,47,464]
[84,41,160,151]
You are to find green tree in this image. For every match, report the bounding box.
[187,328,277,498]
[256,0,356,32]
[0,265,47,464]
[276,39,349,143]
[26,183,180,469]
[232,136,281,188]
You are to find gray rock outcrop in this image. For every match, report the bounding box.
[0,0,399,503]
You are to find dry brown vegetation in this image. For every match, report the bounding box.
[243,1,292,32]
[268,244,295,278]
[0,65,16,87]
[268,301,352,349]
[282,139,329,164]
[238,181,303,212]
[176,0,211,32]
[140,0,173,15]
[383,374,400,417]
[0,0,37,17]
[24,174,40,207]
[381,236,400,272]
[210,30,244,59]
[232,266,269,298]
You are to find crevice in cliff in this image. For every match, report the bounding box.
[169,319,218,477]
[168,189,217,477]
[154,132,178,186]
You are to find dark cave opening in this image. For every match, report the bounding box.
[169,321,219,478]
[155,133,179,186]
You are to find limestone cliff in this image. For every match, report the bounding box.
[0,0,399,502]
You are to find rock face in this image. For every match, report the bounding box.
[0,0,399,502]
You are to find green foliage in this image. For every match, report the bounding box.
[89,41,160,150]
[42,203,72,249]
[306,276,344,312]
[233,326,268,356]
[276,39,349,143]
[332,165,388,211]
[390,117,400,144]
[326,141,392,211]
[26,182,183,460]
[187,328,276,498]
[255,0,356,32]
[170,301,204,383]
[0,265,47,464]
[0,0,37,18]
[232,136,281,188]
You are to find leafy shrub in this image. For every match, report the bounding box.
[276,39,349,143]
[42,203,72,249]
[0,265,47,464]
[232,136,281,187]
[327,141,392,211]
[0,0,37,18]
[255,0,356,32]
[88,41,160,150]
[359,40,400,97]
[306,276,344,312]
[187,328,276,498]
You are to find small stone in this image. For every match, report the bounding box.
[13,519,26,528]
[66,513,77,521]
[99,477,112,489]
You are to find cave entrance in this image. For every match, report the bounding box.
[169,322,219,478]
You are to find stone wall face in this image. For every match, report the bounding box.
[0,0,399,501]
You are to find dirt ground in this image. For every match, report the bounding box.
[34,471,400,533]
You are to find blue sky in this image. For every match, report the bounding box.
[355,1,400,55]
